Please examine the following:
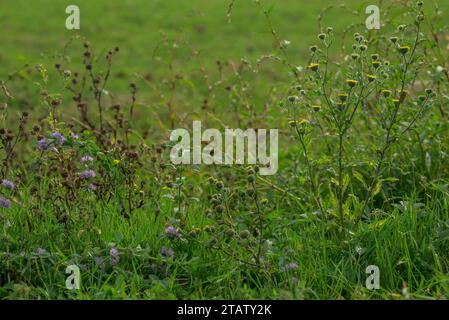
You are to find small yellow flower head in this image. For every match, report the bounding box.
[399,46,410,55]
[346,79,358,88]
[381,89,392,97]
[260,198,269,205]
[113,159,120,165]
[311,105,321,112]
[392,99,400,106]
[367,74,376,82]
[308,63,319,72]
[338,93,349,102]
[372,61,381,69]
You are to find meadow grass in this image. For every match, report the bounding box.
[1,0,449,300]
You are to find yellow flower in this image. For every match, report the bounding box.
[308,63,319,72]
[346,79,358,88]
[399,46,410,55]
[338,93,348,102]
[372,61,381,69]
[381,89,392,97]
[113,159,120,165]
[367,74,376,82]
[311,105,321,112]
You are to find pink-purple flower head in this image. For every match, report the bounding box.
[2,179,15,190]
[38,138,48,150]
[287,262,298,271]
[165,226,180,238]
[52,132,66,145]
[110,247,120,266]
[81,156,94,164]
[161,246,174,257]
[80,169,96,179]
[36,247,47,256]
[0,197,11,209]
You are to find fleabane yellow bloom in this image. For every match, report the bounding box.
[399,45,410,55]
[346,79,358,88]
[367,74,376,82]
[308,63,319,72]
[381,89,392,97]
[338,93,349,103]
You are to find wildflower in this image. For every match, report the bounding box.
[381,89,392,97]
[326,26,333,33]
[351,53,359,60]
[38,138,48,150]
[81,156,94,163]
[52,132,65,145]
[165,226,180,238]
[0,197,11,208]
[2,179,15,190]
[309,45,317,53]
[359,45,367,52]
[311,105,321,112]
[288,96,298,103]
[88,184,97,191]
[392,99,401,106]
[287,262,298,271]
[239,230,250,239]
[94,256,105,269]
[338,93,348,102]
[372,61,381,69]
[389,36,398,44]
[110,247,120,266]
[36,248,46,256]
[347,79,358,88]
[308,63,319,72]
[161,246,174,257]
[318,33,326,40]
[367,74,376,82]
[79,169,96,179]
[113,159,120,165]
[399,45,410,55]
[71,133,80,139]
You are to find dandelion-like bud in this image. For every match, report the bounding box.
[381,89,392,97]
[346,79,358,88]
[308,63,319,72]
[338,93,348,102]
[318,33,326,40]
[311,105,321,112]
[399,46,410,55]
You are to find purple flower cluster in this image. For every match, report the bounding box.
[80,169,96,179]
[110,247,120,266]
[81,156,94,164]
[161,246,174,257]
[2,179,15,190]
[0,197,11,209]
[36,247,47,256]
[52,132,66,145]
[165,226,180,238]
[38,138,48,150]
[287,262,298,271]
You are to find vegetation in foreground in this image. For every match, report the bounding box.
[1,0,449,299]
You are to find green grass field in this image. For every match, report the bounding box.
[1,0,449,300]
